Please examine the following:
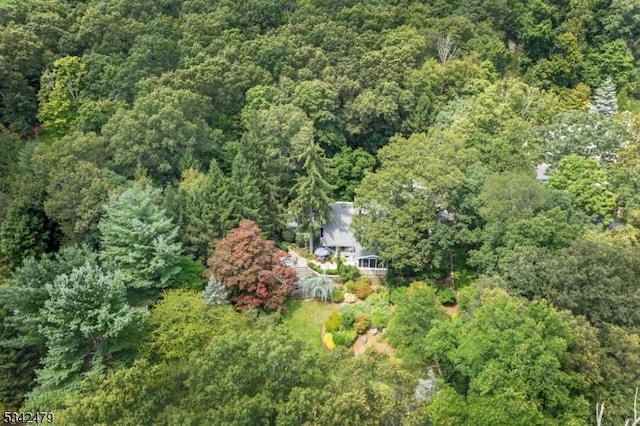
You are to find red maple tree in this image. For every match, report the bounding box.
[206,220,295,311]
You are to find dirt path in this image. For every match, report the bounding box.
[443,304,458,317]
[352,330,396,356]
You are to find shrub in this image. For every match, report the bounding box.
[307,262,322,274]
[299,276,335,302]
[354,279,373,300]
[345,281,356,293]
[331,289,345,303]
[324,268,339,275]
[202,276,228,305]
[325,312,342,332]
[341,309,355,329]
[339,264,361,282]
[295,232,309,249]
[300,251,315,260]
[275,242,289,251]
[343,292,358,303]
[353,314,370,334]
[172,256,206,291]
[333,329,357,347]
[438,288,457,305]
[323,332,336,351]
[281,229,296,243]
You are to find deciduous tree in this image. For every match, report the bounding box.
[206,220,295,311]
[548,154,617,219]
[424,288,596,425]
[386,282,448,362]
[353,131,478,277]
[102,87,222,184]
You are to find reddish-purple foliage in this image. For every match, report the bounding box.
[206,220,295,311]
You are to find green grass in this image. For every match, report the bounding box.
[281,299,341,352]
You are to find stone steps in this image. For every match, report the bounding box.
[293,265,313,280]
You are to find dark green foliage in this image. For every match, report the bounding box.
[289,139,333,252]
[295,231,310,249]
[2,0,640,421]
[498,237,640,333]
[0,306,38,409]
[167,162,235,260]
[0,180,58,267]
[337,259,360,282]
[102,87,221,184]
[172,256,206,291]
[229,150,268,231]
[329,146,376,201]
[437,287,456,305]
[470,172,586,273]
[281,229,295,243]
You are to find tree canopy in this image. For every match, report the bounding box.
[1,0,640,422]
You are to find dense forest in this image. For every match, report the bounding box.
[1,0,640,424]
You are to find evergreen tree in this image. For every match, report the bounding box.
[0,180,56,267]
[171,160,234,260]
[230,151,267,232]
[589,77,618,115]
[38,263,143,387]
[202,276,228,305]
[289,141,333,252]
[0,306,38,409]
[99,184,183,304]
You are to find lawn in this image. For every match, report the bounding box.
[281,299,341,352]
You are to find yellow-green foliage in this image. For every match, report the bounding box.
[325,312,342,332]
[323,332,336,351]
[333,329,357,347]
[143,289,248,361]
[353,314,370,334]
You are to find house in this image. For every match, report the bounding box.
[320,202,387,274]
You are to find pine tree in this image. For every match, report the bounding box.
[38,263,143,387]
[202,276,228,305]
[230,151,267,231]
[289,141,333,252]
[171,160,234,260]
[589,77,618,115]
[0,306,39,409]
[99,184,183,304]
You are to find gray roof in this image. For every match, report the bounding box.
[535,163,550,181]
[321,202,363,251]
